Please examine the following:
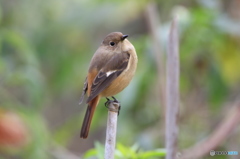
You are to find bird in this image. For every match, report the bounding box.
[79,32,138,139]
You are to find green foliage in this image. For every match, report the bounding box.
[21,111,50,159]
[179,4,240,107]
[83,142,166,159]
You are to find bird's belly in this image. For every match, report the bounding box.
[99,46,137,98]
[100,70,134,97]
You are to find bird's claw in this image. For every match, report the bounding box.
[104,96,121,115]
[117,105,121,116]
[105,97,111,107]
[111,96,119,103]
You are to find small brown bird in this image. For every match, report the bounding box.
[79,32,138,139]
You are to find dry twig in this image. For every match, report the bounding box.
[166,16,180,159]
[179,101,240,159]
[104,101,120,159]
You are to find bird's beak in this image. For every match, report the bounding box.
[121,35,128,41]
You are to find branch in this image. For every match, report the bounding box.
[104,101,120,159]
[166,16,180,159]
[179,101,240,159]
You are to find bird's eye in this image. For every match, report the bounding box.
[110,42,115,46]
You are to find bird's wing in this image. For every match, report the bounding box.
[79,77,88,105]
[86,52,130,103]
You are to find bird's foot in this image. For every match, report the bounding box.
[105,97,111,107]
[104,96,121,115]
[111,96,120,103]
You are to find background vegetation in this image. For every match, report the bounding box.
[0,0,240,159]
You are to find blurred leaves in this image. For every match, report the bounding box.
[21,111,50,159]
[83,142,166,159]
[0,29,45,109]
[180,4,240,107]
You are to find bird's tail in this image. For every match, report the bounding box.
[80,96,100,139]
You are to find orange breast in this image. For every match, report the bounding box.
[100,51,137,97]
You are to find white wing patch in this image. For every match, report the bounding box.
[106,70,117,77]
